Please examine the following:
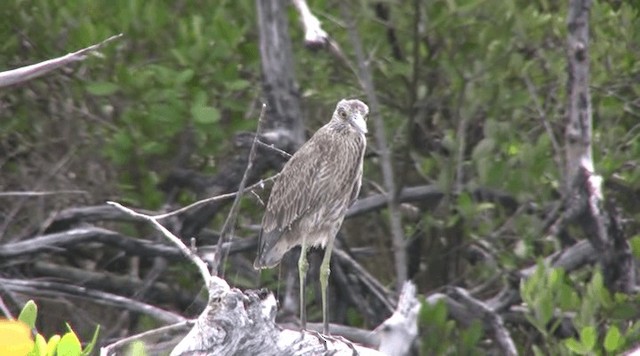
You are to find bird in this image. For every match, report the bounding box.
[254,98,368,334]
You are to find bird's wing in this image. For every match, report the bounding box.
[256,127,365,268]
[261,130,335,233]
[348,169,362,208]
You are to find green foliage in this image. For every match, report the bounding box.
[2,0,260,208]
[16,300,100,356]
[3,0,640,353]
[18,300,38,330]
[127,341,147,356]
[419,298,484,355]
[521,264,640,355]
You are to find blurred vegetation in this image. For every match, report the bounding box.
[2,0,640,354]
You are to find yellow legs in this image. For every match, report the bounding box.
[320,236,335,335]
[298,236,308,329]
[298,235,335,334]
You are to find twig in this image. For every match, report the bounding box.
[0,227,177,259]
[0,33,123,87]
[215,103,268,276]
[449,287,518,356]
[523,74,563,172]
[0,277,184,324]
[0,295,12,319]
[256,140,292,159]
[107,201,212,285]
[0,190,88,197]
[341,2,408,290]
[152,174,279,220]
[100,320,195,356]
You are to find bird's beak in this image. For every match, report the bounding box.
[350,113,368,135]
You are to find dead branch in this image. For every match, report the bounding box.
[0,34,122,87]
[341,1,408,291]
[215,104,267,275]
[291,0,329,48]
[449,287,517,356]
[0,277,184,324]
[107,201,212,286]
[169,276,384,356]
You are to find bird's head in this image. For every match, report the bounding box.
[333,99,369,135]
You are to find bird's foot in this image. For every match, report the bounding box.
[330,335,359,356]
[302,329,329,350]
[301,330,360,356]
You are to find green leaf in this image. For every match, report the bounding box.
[128,340,147,356]
[192,105,220,124]
[604,325,623,352]
[18,300,38,330]
[579,326,596,351]
[537,296,554,326]
[86,81,119,96]
[46,335,61,356]
[564,338,588,355]
[57,330,82,356]
[630,235,640,259]
[81,325,100,356]
[31,333,47,356]
[226,79,251,91]
[175,69,195,84]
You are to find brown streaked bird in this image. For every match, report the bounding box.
[254,99,368,334]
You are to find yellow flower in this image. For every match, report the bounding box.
[0,320,34,356]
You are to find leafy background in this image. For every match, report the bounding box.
[1,0,640,354]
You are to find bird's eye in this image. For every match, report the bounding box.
[339,109,347,119]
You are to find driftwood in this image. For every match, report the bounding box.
[169,277,386,356]
[96,197,419,355]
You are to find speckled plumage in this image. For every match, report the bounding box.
[254,99,368,269]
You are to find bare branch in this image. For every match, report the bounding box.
[341,2,408,290]
[291,0,329,48]
[449,287,517,356]
[0,226,179,260]
[565,0,593,187]
[216,103,268,276]
[0,277,184,324]
[107,201,212,285]
[153,174,279,220]
[0,190,88,198]
[0,34,123,88]
[256,139,292,159]
[100,321,195,356]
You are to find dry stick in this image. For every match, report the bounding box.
[523,74,564,172]
[341,2,408,291]
[256,140,292,159]
[107,201,212,285]
[0,190,89,197]
[1,147,78,240]
[0,277,184,324]
[152,173,280,220]
[449,287,518,356]
[0,33,123,87]
[0,295,12,319]
[215,103,268,276]
[100,320,194,355]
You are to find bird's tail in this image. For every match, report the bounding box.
[253,229,287,269]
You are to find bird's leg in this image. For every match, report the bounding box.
[298,236,309,330]
[320,236,335,335]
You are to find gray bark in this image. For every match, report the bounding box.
[562,0,635,293]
